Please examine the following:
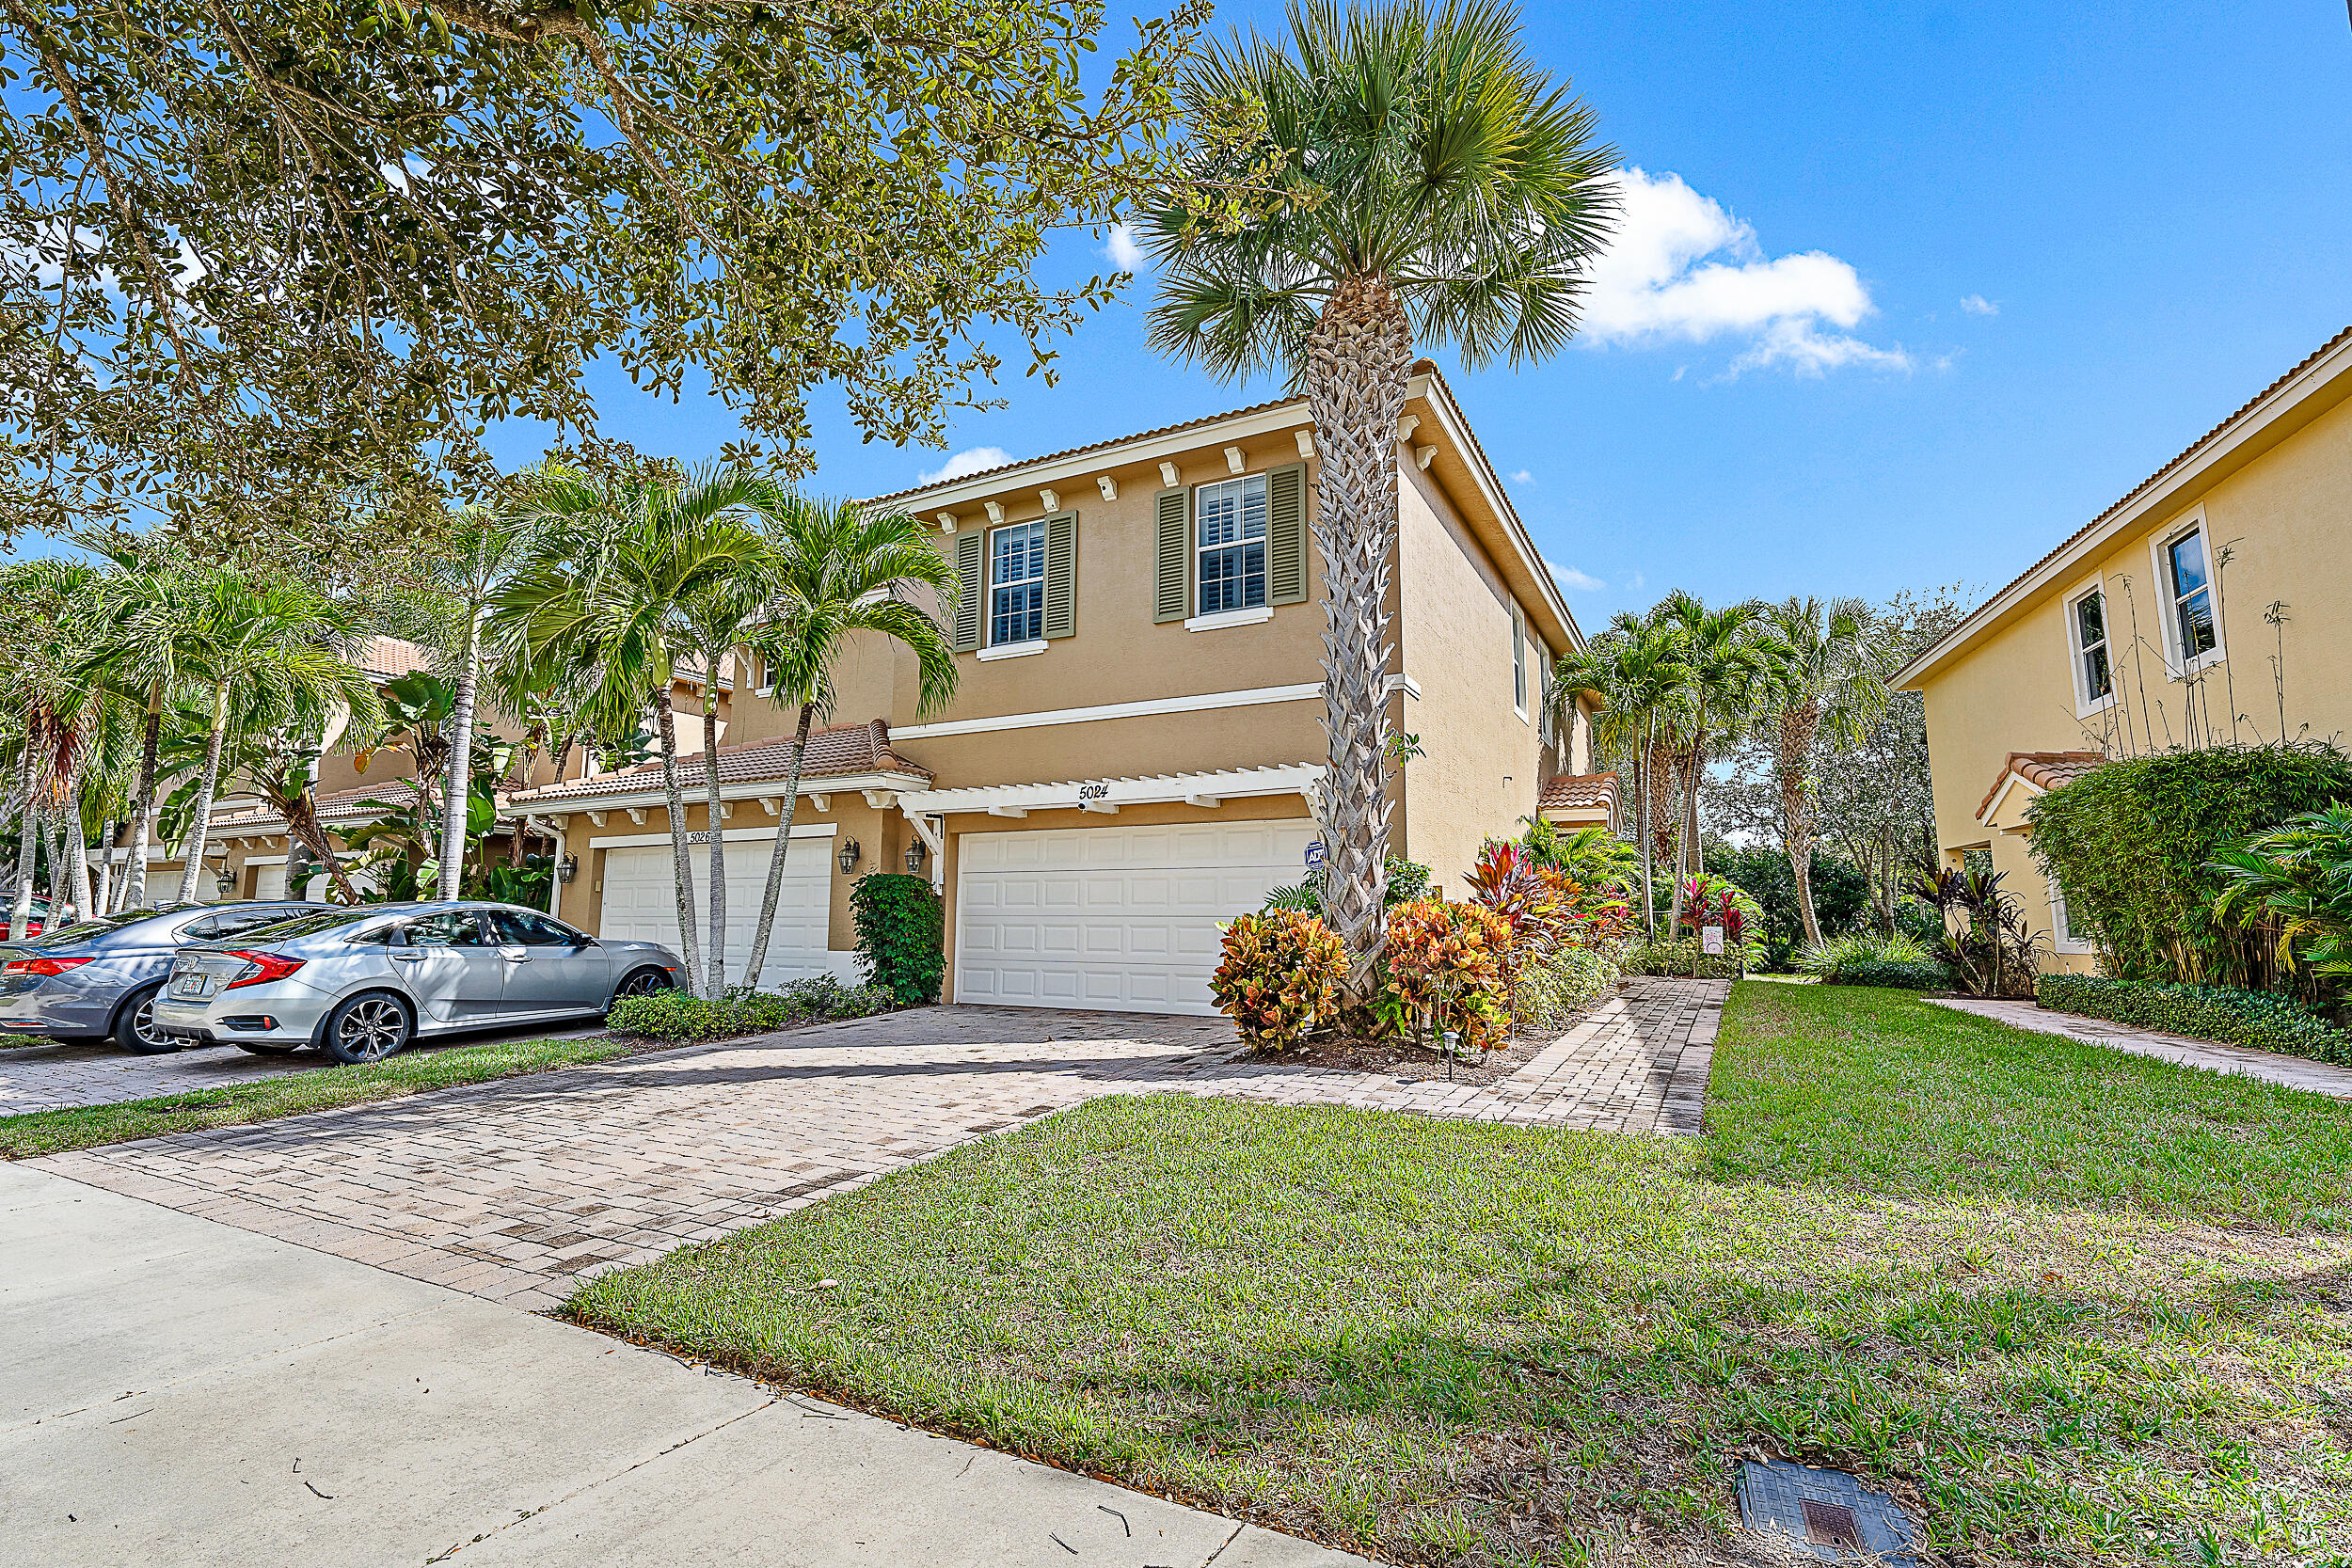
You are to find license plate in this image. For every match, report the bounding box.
[171,974,212,999]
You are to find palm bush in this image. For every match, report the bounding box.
[2209,803,2352,993]
[1795,928,1932,975]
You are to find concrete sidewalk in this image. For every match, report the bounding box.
[0,1163,1368,1568]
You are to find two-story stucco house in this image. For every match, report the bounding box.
[1897,324,2352,972]
[510,363,1608,1014]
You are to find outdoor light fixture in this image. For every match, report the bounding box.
[557,853,579,884]
[838,838,861,875]
[214,868,237,897]
[905,839,928,875]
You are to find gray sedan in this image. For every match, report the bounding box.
[152,901,684,1064]
[0,902,313,1053]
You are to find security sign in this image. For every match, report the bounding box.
[1701,925,1725,955]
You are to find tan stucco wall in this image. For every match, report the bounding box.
[1914,372,2352,970]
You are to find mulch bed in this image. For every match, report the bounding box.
[1256,984,1624,1084]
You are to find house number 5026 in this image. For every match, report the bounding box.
[1079,784,1110,800]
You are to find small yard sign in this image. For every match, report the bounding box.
[1701,925,1725,955]
[1304,840,1326,869]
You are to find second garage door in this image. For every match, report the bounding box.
[956,818,1315,1015]
[599,835,833,987]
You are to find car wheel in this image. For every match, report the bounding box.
[610,967,675,1006]
[112,983,179,1055]
[321,992,412,1066]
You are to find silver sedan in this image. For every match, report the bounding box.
[152,901,685,1064]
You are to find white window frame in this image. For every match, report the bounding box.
[1511,603,1528,721]
[1193,473,1269,620]
[2048,876,2094,956]
[2148,507,2225,678]
[2062,575,2116,719]
[986,518,1046,655]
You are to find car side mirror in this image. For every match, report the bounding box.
[572,933,597,948]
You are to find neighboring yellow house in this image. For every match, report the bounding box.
[511,363,1606,1014]
[1896,324,2352,973]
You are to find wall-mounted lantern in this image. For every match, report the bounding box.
[557,853,579,884]
[837,838,861,876]
[905,838,929,876]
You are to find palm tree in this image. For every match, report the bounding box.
[493,463,786,999]
[1550,614,1687,938]
[739,497,959,990]
[1649,592,1780,928]
[1144,0,1617,990]
[0,560,104,933]
[1756,596,1893,944]
[170,572,377,906]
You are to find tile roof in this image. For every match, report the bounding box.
[1537,772,1620,815]
[508,720,930,804]
[358,636,433,682]
[1902,324,2352,687]
[209,782,418,836]
[864,393,1310,506]
[1977,750,2108,820]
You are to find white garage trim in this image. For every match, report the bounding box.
[954,817,1314,1015]
[588,823,836,849]
[903,763,1320,818]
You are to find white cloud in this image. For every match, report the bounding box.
[1510,468,1534,485]
[917,446,1012,485]
[1103,223,1145,271]
[1960,293,1998,316]
[1583,167,1910,377]
[1545,558,1605,592]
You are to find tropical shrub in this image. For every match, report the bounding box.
[1517,944,1622,1028]
[1910,865,2043,999]
[1673,873,1766,967]
[1703,844,1872,954]
[850,873,946,1006]
[2210,803,2352,994]
[1796,929,1941,988]
[605,978,893,1041]
[2038,974,2351,1063]
[1623,939,1742,979]
[1381,898,1512,1053]
[1521,818,1637,892]
[1210,910,1346,1051]
[2026,741,2352,987]
[771,974,897,1020]
[1263,856,1432,914]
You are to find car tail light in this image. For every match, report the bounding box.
[222,951,305,990]
[3,956,88,977]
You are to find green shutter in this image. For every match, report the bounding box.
[952,530,983,652]
[1153,487,1190,623]
[1267,462,1308,606]
[1042,512,1077,639]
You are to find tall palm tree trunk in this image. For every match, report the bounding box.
[175,684,233,905]
[1301,276,1412,994]
[8,747,37,939]
[61,765,91,918]
[699,656,729,995]
[742,702,815,992]
[121,686,163,911]
[1778,704,1824,944]
[650,686,705,997]
[439,608,484,895]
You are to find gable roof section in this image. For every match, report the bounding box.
[1898,325,2352,690]
[508,720,930,806]
[1976,750,2106,824]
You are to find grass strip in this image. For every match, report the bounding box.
[1,1032,647,1157]
[572,983,2352,1567]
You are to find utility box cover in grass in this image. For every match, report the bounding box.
[1736,1460,1921,1565]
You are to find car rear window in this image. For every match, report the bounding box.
[227,908,391,942]
[18,905,201,944]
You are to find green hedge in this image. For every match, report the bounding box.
[1624,939,1741,979]
[1822,958,1949,990]
[606,976,894,1041]
[850,873,946,1006]
[2037,974,2352,1063]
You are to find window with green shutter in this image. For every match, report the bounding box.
[1153,487,1190,623]
[1267,462,1308,605]
[952,530,984,652]
[1042,513,1076,639]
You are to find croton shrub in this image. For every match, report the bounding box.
[1209,910,1346,1051]
[1383,897,1514,1053]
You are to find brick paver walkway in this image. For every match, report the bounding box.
[1931,996,2352,1099]
[29,978,1725,1311]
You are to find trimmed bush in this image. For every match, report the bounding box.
[2037,974,2352,1063]
[850,873,946,1006]
[1823,958,1949,990]
[1624,939,1741,979]
[1383,898,1512,1052]
[1518,943,1623,1027]
[1211,910,1345,1051]
[606,978,893,1042]
[2026,742,2352,987]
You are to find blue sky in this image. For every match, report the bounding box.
[493,0,2352,631]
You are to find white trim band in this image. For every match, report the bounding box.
[890,684,1320,741]
[588,823,839,850]
[900,763,1321,816]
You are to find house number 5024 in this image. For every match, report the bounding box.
[1078,784,1110,800]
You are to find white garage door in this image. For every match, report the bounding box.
[599,835,833,987]
[957,819,1316,1015]
[251,862,288,901]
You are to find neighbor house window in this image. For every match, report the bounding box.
[2070,586,2113,708]
[2049,878,2093,955]
[2165,526,2217,665]
[989,520,1045,646]
[1511,603,1527,715]
[1195,473,1267,614]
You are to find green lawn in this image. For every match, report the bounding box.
[0,1032,647,1157]
[571,983,2352,1566]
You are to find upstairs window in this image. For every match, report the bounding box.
[2165,526,2217,665]
[1195,474,1267,614]
[2070,586,2113,709]
[989,520,1045,646]
[1511,603,1527,715]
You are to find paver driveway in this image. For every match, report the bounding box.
[29,979,1724,1310]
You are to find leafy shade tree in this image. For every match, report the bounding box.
[740,499,960,989]
[1551,613,1688,937]
[495,465,786,998]
[1144,0,1617,992]
[1756,596,1893,944]
[170,575,377,906]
